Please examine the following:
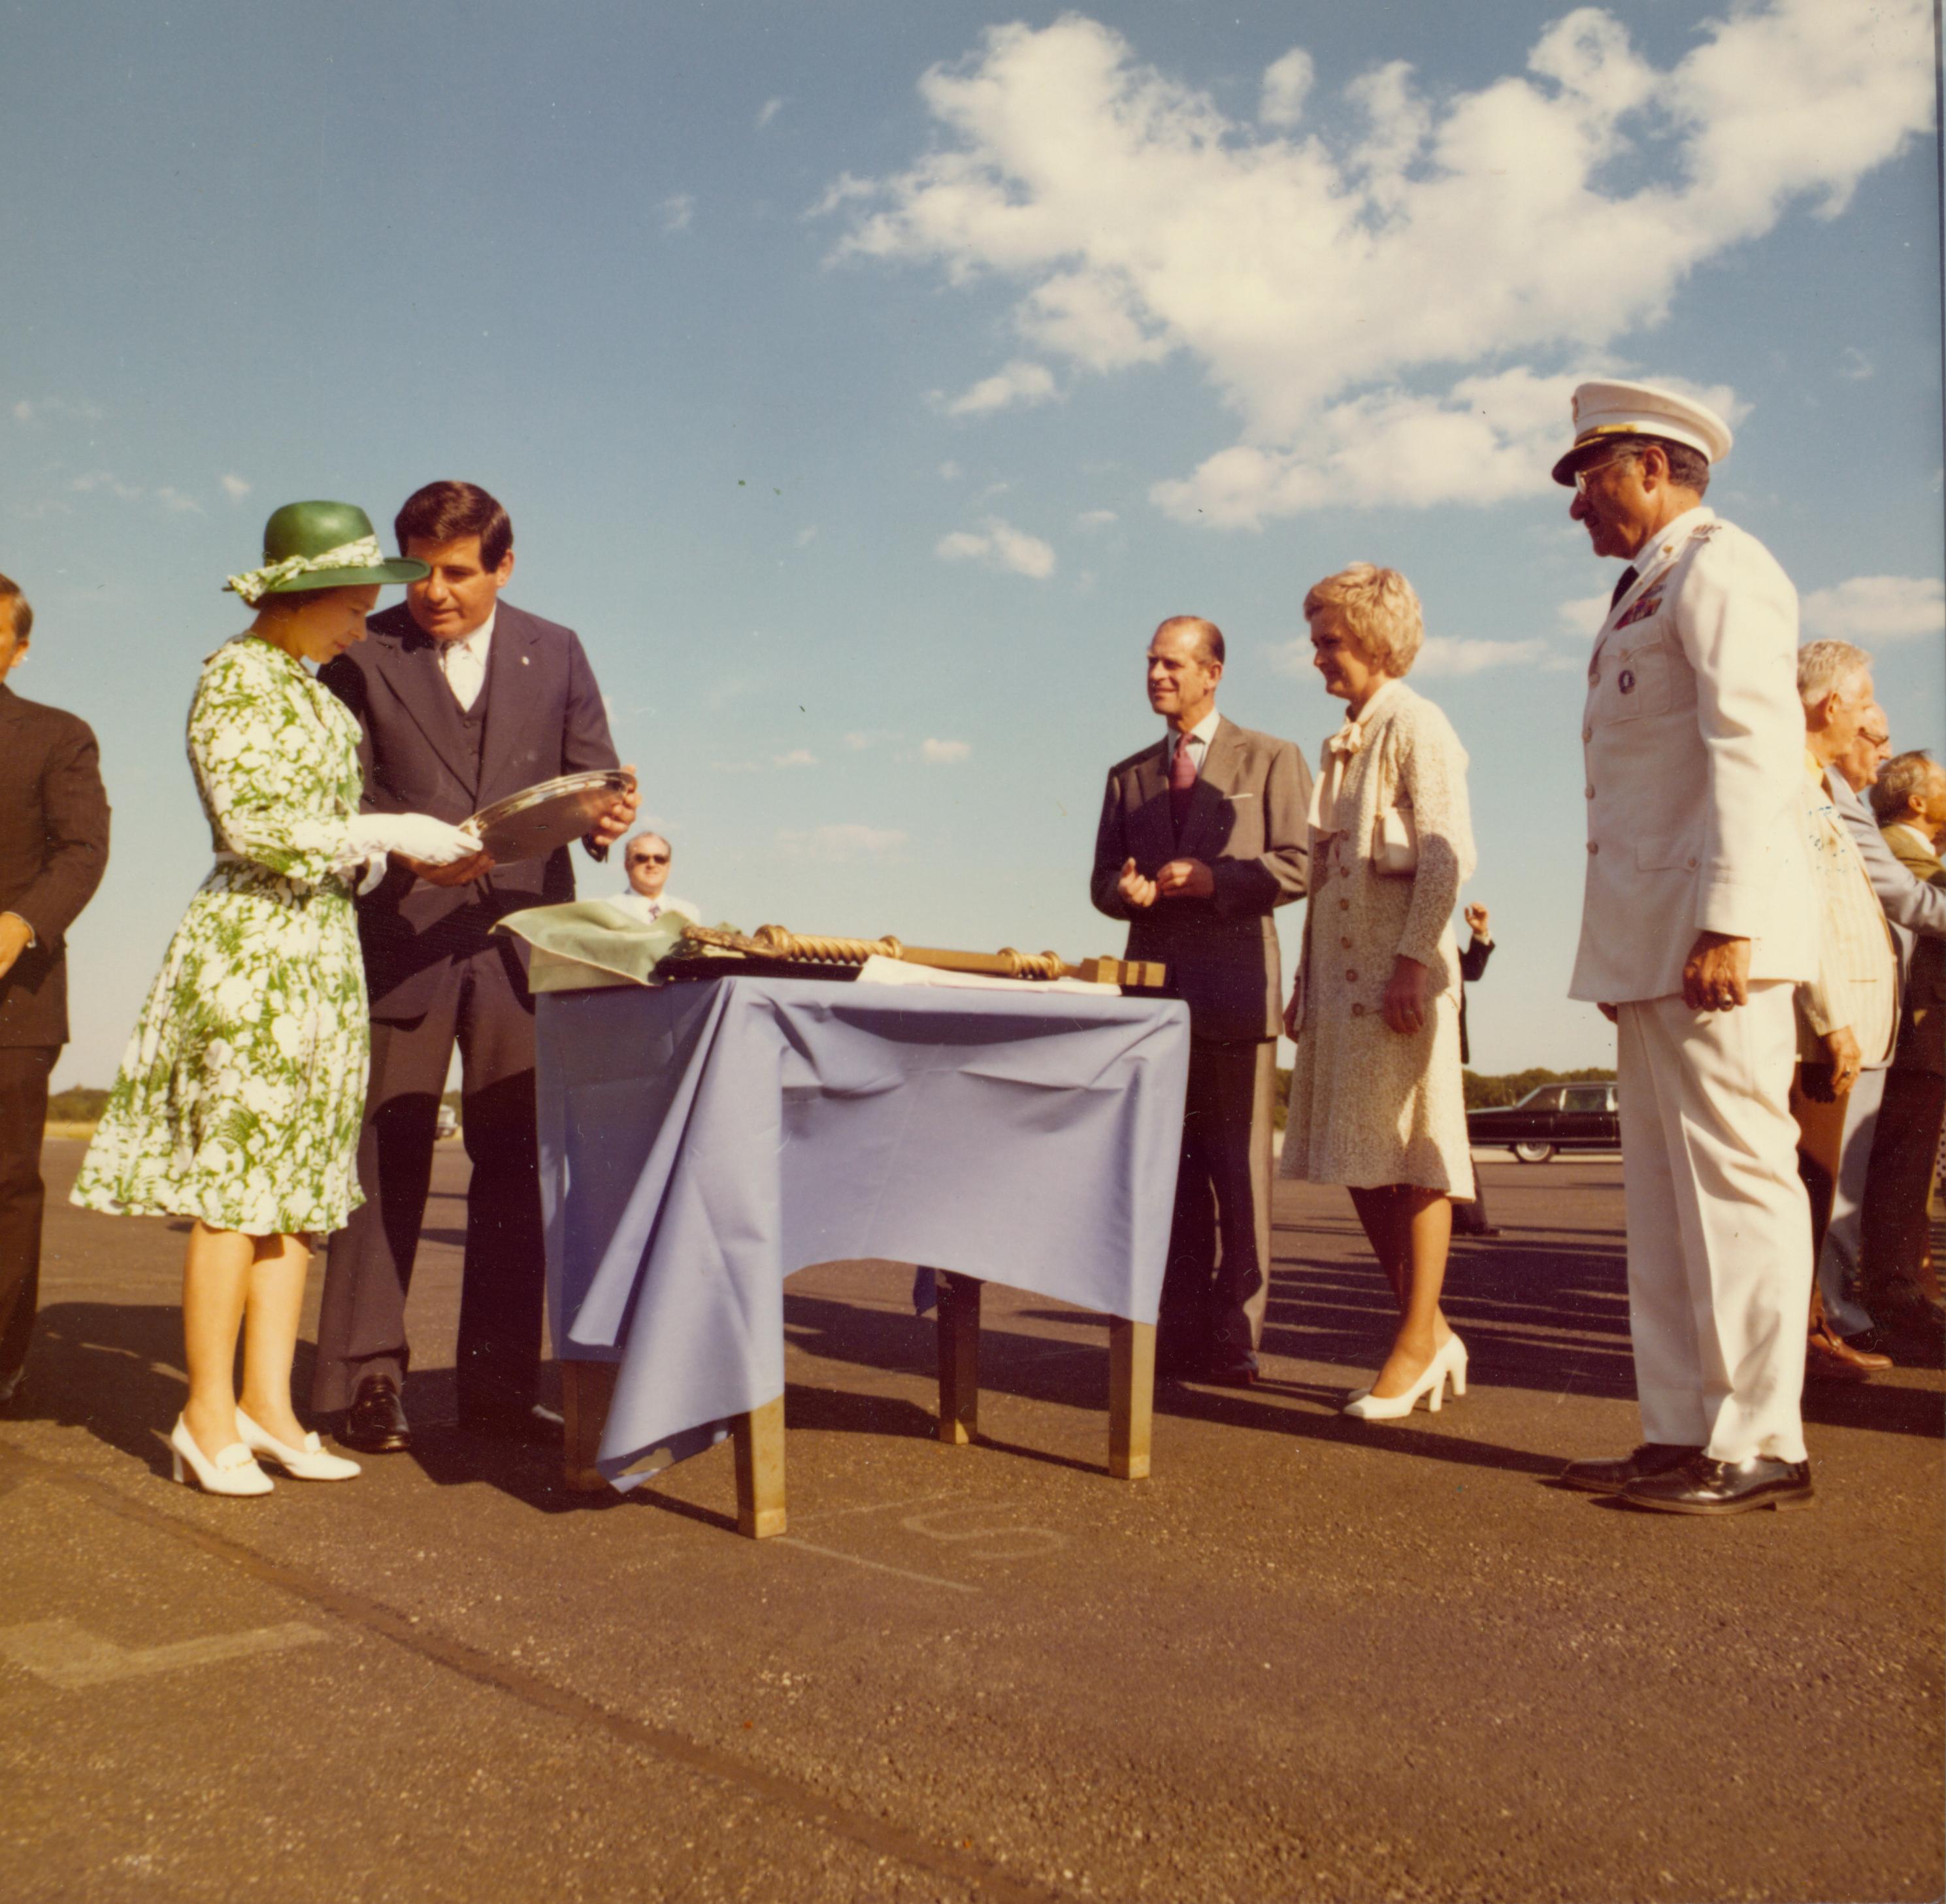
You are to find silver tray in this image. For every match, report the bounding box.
[464,770,635,862]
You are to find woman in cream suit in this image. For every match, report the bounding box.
[1280,565,1477,1419]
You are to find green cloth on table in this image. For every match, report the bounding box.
[495,900,694,991]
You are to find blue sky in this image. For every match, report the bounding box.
[7,0,1942,1090]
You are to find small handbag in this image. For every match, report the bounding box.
[1373,793,1419,877]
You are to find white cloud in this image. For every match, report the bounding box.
[1259,49,1314,128]
[773,748,818,768]
[843,730,876,751]
[937,359,1058,417]
[934,516,1056,579]
[68,470,142,501]
[920,738,972,764]
[220,474,252,503]
[10,401,31,424]
[777,823,908,862]
[1413,635,1552,677]
[825,5,1931,524]
[938,460,961,481]
[660,193,695,233]
[1838,346,1874,381]
[1557,591,1612,638]
[1800,575,1945,644]
[756,97,784,130]
[1076,508,1119,528]
[155,487,204,515]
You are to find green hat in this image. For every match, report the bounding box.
[225,500,429,604]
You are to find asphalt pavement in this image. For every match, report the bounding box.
[3,1143,1940,1904]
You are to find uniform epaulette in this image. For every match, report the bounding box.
[1690,521,1724,540]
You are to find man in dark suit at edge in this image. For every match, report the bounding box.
[1451,901,1501,1238]
[0,572,110,1405]
[1092,616,1311,1386]
[312,483,636,1451]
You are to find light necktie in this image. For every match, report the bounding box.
[441,636,485,710]
[1169,732,1198,832]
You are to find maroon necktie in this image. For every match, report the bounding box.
[1169,732,1198,832]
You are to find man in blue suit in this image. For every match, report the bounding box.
[312,482,636,1450]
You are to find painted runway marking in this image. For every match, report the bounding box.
[775,1537,979,1594]
[900,1509,1067,1562]
[0,1617,327,1689]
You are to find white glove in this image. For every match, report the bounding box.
[344,813,483,868]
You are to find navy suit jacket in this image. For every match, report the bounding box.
[0,685,109,1049]
[320,601,619,1019]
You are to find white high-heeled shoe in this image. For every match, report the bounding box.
[1342,1334,1468,1420]
[235,1407,361,1481]
[169,1415,273,1496]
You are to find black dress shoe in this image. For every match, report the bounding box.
[1192,1349,1259,1388]
[1558,1441,1701,1494]
[1622,1453,1814,1516]
[339,1374,411,1453]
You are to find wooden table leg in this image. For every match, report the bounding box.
[560,1360,619,1494]
[1108,1318,1155,1481]
[934,1270,981,1445]
[733,1394,787,1539]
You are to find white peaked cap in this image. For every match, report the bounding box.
[1552,380,1734,485]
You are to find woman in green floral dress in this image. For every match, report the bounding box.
[74,502,479,1495]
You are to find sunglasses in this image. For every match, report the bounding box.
[629,852,670,865]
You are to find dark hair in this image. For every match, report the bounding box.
[1602,435,1710,497]
[0,570,31,642]
[394,481,512,568]
[1871,750,1939,824]
[1156,614,1224,667]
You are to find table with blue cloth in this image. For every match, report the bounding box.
[533,974,1192,1535]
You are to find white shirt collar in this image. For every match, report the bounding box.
[1886,821,1938,859]
[440,608,497,662]
[1627,504,1716,577]
[1169,708,1221,760]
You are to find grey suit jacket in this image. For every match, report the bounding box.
[0,685,110,1048]
[1828,767,1946,1070]
[320,601,620,1018]
[1831,768,1946,940]
[1091,715,1311,1042]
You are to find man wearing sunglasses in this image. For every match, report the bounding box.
[1551,380,1819,1516]
[615,833,700,928]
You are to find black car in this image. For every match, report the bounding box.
[1466,1081,1619,1163]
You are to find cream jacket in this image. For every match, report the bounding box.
[1569,507,1817,1004]
[1794,755,1896,1065]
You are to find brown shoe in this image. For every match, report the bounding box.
[1805,1324,1891,1382]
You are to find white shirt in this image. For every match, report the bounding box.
[438,609,497,711]
[1166,708,1221,776]
[612,891,701,928]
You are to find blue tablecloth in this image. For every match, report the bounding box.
[534,976,1191,1485]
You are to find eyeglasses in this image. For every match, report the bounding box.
[1573,452,1638,498]
[629,853,670,866]
[1860,732,1890,750]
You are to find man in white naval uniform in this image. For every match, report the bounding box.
[1551,381,1819,1515]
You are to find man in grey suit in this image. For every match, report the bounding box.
[1092,616,1311,1385]
[313,482,636,1450]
